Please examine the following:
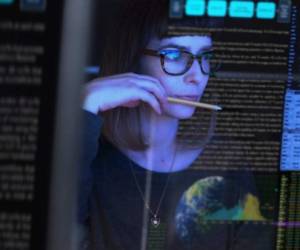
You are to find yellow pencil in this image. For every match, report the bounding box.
[167,97,222,111]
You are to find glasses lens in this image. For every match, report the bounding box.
[201,52,220,75]
[160,49,190,75]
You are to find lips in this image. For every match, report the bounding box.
[174,95,199,102]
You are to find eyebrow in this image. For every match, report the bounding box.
[158,44,213,53]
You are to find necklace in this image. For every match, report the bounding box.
[129,145,177,228]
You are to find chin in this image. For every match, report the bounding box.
[164,104,196,120]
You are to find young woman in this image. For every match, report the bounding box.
[78,1,274,249]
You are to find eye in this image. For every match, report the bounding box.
[160,49,182,60]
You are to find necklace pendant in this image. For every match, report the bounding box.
[151,215,160,227]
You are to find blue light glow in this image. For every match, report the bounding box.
[20,0,46,11]
[207,0,227,17]
[229,1,255,18]
[85,66,99,75]
[185,0,205,16]
[256,2,276,19]
[0,0,13,4]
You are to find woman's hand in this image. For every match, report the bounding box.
[82,73,167,115]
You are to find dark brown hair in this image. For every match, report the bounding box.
[99,0,216,150]
[100,0,170,150]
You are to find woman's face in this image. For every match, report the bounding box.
[139,35,212,119]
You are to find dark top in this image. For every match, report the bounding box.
[78,111,275,250]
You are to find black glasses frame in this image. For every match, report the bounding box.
[143,48,219,76]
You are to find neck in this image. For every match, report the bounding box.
[128,106,179,172]
[140,107,178,149]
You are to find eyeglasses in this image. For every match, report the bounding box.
[143,48,220,76]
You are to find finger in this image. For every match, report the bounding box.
[133,89,162,114]
[130,73,167,97]
[114,72,167,98]
[96,73,167,100]
[131,78,167,105]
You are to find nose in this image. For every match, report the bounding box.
[183,59,205,85]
